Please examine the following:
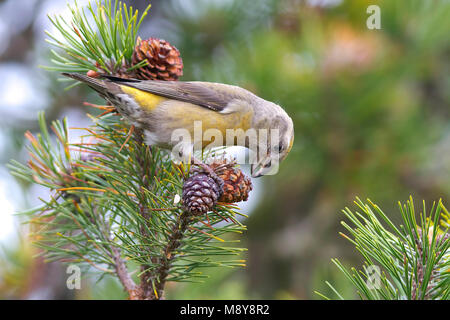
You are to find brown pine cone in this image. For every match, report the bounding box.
[132,37,183,81]
[190,160,253,204]
[212,161,253,203]
[182,173,223,215]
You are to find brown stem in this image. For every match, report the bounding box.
[104,211,139,299]
[111,246,140,299]
[133,128,158,299]
[70,188,139,299]
[411,229,447,300]
[131,129,194,299]
[152,211,192,299]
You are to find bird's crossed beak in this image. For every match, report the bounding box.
[251,155,279,178]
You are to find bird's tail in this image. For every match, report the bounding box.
[62,72,108,95]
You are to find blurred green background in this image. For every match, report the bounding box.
[0,0,449,299]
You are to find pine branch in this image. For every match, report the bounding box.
[11,0,249,300]
[153,211,193,299]
[316,197,449,300]
[132,128,156,299]
[111,245,138,298]
[10,110,247,299]
[43,0,151,75]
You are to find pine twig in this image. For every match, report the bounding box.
[111,246,139,299]
[131,129,155,299]
[153,211,193,299]
[11,0,248,300]
[317,197,450,300]
[412,229,449,299]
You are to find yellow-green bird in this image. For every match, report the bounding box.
[62,73,294,177]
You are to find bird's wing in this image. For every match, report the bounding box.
[106,77,249,113]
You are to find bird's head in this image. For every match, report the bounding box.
[251,110,294,178]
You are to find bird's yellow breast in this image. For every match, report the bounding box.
[120,85,166,111]
[165,103,253,148]
[167,103,253,133]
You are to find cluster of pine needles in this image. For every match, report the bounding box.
[10,108,247,299]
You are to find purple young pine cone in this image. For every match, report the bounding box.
[182,173,223,215]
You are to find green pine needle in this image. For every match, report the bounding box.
[9,110,247,290]
[317,197,449,300]
[42,0,151,75]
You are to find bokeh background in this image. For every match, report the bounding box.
[0,0,449,299]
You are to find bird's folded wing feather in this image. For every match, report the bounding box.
[113,79,248,113]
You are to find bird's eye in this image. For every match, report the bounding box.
[277,144,283,153]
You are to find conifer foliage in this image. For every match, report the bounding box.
[9,0,247,299]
